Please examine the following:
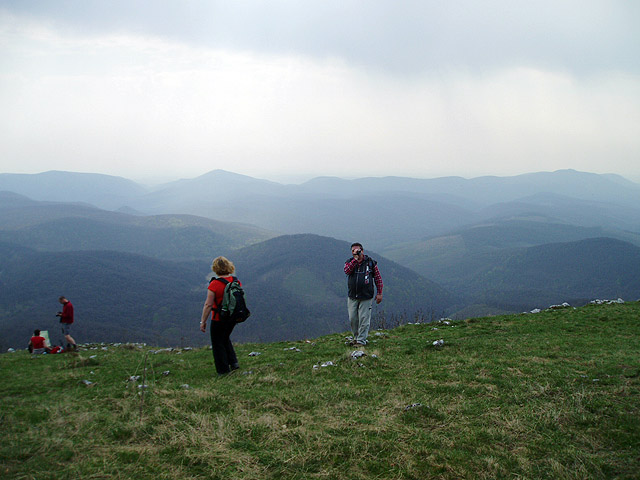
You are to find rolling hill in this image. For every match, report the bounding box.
[409,236,640,315]
[0,193,276,260]
[466,237,640,310]
[230,234,455,342]
[477,192,640,233]
[0,242,207,351]
[381,219,640,281]
[0,234,456,351]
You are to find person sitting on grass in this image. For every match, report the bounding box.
[28,329,50,354]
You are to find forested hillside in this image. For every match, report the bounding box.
[0,242,206,351]
[430,237,640,314]
[465,237,640,310]
[231,234,455,342]
[383,219,640,282]
[0,235,455,350]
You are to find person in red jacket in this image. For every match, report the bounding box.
[200,256,240,375]
[56,296,77,350]
[28,329,50,354]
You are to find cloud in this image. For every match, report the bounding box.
[0,4,639,182]
[3,1,639,75]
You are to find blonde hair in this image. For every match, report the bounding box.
[211,256,235,276]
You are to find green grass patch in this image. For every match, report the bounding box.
[1,303,639,479]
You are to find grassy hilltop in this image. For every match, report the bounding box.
[1,303,639,479]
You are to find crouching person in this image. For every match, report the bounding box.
[29,329,50,354]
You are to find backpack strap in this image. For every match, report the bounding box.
[210,277,237,313]
[210,276,237,285]
[210,277,228,313]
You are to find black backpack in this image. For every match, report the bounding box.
[212,276,251,323]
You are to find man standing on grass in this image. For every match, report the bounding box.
[56,296,77,351]
[344,242,383,347]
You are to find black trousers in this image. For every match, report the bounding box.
[210,318,238,375]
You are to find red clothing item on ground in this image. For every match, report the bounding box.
[60,302,74,324]
[207,276,241,322]
[31,336,46,349]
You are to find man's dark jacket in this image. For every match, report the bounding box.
[346,256,377,300]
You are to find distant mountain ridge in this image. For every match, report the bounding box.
[3,168,638,201]
[0,171,146,210]
[3,169,640,249]
[125,169,640,249]
[2,168,640,339]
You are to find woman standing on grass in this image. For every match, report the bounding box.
[200,256,240,375]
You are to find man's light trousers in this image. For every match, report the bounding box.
[347,297,373,345]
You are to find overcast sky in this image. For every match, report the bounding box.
[1,1,639,184]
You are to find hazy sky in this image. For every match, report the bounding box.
[1,1,639,183]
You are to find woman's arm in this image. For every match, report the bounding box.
[200,289,215,333]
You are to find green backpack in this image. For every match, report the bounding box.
[213,276,251,323]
